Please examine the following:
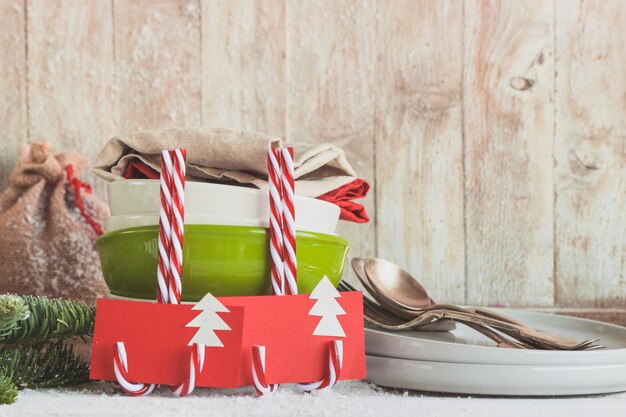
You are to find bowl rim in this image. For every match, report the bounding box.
[96,224,350,247]
[105,213,339,235]
[109,179,340,213]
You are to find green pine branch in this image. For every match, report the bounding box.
[0,341,90,390]
[0,295,30,337]
[0,374,18,405]
[0,294,96,405]
[0,294,95,344]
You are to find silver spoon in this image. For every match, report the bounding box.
[339,281,456,332]
[357,298,528,349]
[362,258,524,327]
[338,281,530,348]
[358,258,601,351]
[351,259,456,330]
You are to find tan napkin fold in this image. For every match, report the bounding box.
[92,127,358,197]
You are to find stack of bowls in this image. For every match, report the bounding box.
[96,180,350,302]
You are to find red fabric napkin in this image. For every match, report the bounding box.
[317,179,369,223]
[123,161,159,179]
[123,160,369,223]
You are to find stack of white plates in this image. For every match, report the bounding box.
[365,309,626,396]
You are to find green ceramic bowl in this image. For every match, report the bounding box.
[96,225,349,301]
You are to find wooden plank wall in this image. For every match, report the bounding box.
[375,0,465,303]
[464,0,555,306]
[0,0,624,309]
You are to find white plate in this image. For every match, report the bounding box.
[365,309,626,366]
[366,354,626,396]
[107,179,340,235]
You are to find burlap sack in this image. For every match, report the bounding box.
[92,127,358,197]
[0,142,109,303]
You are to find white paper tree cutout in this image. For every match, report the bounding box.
[308,276,346,337]
[186,292,231,347]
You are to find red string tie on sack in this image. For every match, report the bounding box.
[66,164,104,236]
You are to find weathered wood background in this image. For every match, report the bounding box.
[0,0,624,309]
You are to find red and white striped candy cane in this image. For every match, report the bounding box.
[171,343,205,397]
[113,342,156,397]
[252,345,278,396]
[164,149,203,396]
[114,149,193,398]
[157,150,174,304]
[256,147,286,396]
[168,149,187,304]
[280,147,297,296]
[267,147,284,296]
[298,340,343,392]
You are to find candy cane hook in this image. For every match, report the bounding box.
[171,343,205,397]
[113,342,156,397]
[298,340,343,392]
[252,345,278,396]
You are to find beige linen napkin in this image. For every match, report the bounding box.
[92,127,357,197]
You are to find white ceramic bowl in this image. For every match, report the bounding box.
[107,180,340,235]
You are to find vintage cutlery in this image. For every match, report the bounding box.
[345,257,602,351]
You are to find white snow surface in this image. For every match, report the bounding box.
[4,381,626,417]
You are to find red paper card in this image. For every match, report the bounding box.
[90,300,245,387]
[90,287,365,387]
[226,291,365,385]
